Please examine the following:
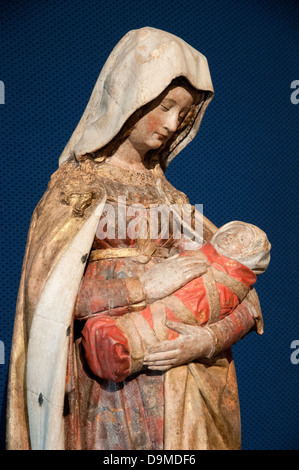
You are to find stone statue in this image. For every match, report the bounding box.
[6,27,269,450]
[80,221,270,382]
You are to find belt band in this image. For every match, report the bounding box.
[89,244,170,261]
[89,247,140,261]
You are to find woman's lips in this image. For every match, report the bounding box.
[156,132,168,140]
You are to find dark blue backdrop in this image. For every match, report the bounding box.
[0,0,298,450]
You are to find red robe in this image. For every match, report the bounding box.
[80,243,256,382]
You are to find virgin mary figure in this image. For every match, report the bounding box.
[6,27,263,450]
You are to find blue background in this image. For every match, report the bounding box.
[0,0,298,450]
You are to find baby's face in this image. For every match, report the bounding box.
[213,226,254,258]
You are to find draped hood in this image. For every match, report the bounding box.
[59,26,214,168]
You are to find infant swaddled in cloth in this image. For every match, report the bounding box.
[82,221,271,382]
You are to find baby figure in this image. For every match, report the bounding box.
[82,221,271,382]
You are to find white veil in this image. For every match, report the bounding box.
[59,27,214,168]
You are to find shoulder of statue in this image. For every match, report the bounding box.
[159,173,190,207]
[36,155,106,220]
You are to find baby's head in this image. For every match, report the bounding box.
[210,221,271,275]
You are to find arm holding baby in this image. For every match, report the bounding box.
[82,221,271,381]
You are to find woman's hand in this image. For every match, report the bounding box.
[143,320,214,371]
[140,256,208,303]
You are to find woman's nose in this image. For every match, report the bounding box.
[163,111,180,133]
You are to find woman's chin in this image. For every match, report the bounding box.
[149,138,164,149]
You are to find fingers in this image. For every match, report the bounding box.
[165,320,195,335]
[144,349,180,363]
[182,268,207,282]
[179,259,208,277]
[146,365,172,371]
[147,340,181,354]
[144,350,180,371]
[182,266,208,276]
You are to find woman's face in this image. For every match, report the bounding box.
[128,86,196,154]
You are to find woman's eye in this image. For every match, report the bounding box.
[161,104,170,111]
